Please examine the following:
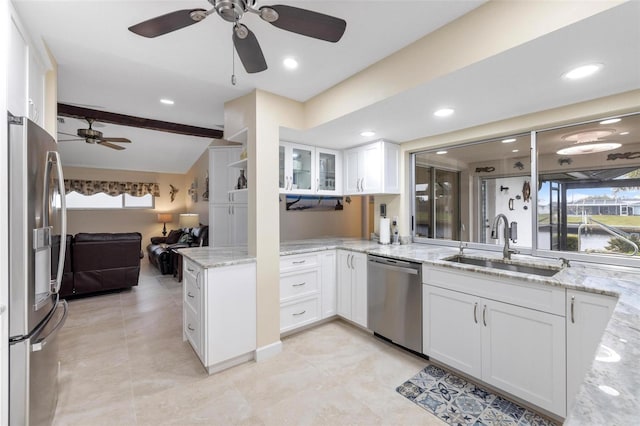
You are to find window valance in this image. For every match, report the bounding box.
[64,179,161,197]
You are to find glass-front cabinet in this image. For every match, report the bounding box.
[316,147,342,195]
[279,142,342,195]
[280,142,314,194]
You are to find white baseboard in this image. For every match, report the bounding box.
[255,340,282,362]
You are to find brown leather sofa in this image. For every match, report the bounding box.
[146,226,208,275]
[59,232,143,298]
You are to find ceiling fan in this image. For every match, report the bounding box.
[128,0,347,74]
[58,118,132,150]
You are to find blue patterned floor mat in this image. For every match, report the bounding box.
[397,364,560,426]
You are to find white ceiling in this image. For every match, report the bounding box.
[12,1,640,173]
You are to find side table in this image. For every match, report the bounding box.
[171,248,183,282]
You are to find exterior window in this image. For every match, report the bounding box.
[65,192,154,209]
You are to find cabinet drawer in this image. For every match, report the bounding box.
[184,304,201,357]
[184,273,201,314]
[280,253,320,271]
[280,269,320,302]
[280,296,320,333]
[184,258,202,282]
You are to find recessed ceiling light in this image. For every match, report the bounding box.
[620,132,630,135]
[160,98,174,105]
[556,142,621,156]
[502,138,516,144]
[360,130,376,137]
[434,108,454,117]
[600,118,621,125]
[283,57,298,70]
[563,63,603,80]
[436,150,447,155]
[512,149,519,153]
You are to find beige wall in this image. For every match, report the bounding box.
[184,148,210,225]
[63,166,189,258]
[280,195,364,241]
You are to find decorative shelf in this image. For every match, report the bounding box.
[228,158,247,169]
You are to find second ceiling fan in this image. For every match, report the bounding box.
[128,0,347,74]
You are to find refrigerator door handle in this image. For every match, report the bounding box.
[48,151,67,294]
[32,300,68,352]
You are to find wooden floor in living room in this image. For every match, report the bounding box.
[53,261,440,425]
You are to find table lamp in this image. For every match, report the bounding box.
[157,213,173,236]
[179,213,200,229]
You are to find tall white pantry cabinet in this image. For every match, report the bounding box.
[208,146,247,247]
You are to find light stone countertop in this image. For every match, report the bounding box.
[177,246,255,268]
[182,238,638,425]
[280,238,639,426]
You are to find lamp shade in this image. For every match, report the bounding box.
[179,213,200,228]
[157,213,173,223]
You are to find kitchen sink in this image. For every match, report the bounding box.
[443,255,561,277]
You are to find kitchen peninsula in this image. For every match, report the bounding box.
[179,239,638,425]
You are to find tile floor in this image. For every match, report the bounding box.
[53,262,445,425]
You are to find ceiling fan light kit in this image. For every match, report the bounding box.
[128,0,347,74]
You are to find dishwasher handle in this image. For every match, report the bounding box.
[368,258,419,275]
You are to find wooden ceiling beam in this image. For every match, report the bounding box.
[57,103,223,139]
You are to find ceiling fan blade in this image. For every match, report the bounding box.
[57,131,79,137]
[98,141,126,151]
[58,138,84,142]
[261,5,346,42]
[128,9,207,38]
[233,25,267,74]
[101,137,131,143]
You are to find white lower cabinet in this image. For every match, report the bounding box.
[336,250,367,328]
[423,267,566,417]
[279,251,337,334]
[182,258,256,374]
[566,289,616,411]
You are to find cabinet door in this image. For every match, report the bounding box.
[209,204,232,247]
[336,251,352,319]
[279,145,288,192]
[350,252,368,328]
[566,290,616,411]
[8,13,28,117]
[316,148,342,195]
[361,142,382,193]
[344,148,360,194]
[230,204,248,246]
[320,251,337,318]
[383,142,400,194]
[423,285,482,377]
[482,299,566,417]
[280,142,315,194]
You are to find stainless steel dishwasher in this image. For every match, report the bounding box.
[367,254,423,354]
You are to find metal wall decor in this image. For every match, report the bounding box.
[607,151,640,161]
[513,161,524,170]
[188,179,198,202]
[202,171,209,201]
[285,195,344,211]
[169,184,179,202]
[558,157,572,166]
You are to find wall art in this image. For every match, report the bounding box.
[285,195,344,212]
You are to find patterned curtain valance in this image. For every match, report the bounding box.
[64,179,161,197]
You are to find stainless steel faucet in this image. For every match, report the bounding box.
[491,214,519,260]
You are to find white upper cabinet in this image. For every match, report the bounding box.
[279,142,344,196]
[343,140,400,195]
[315,147,342,196]
[8,7,48,127]
[280,142,315,194]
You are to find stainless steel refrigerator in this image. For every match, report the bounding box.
[8,113,68,426]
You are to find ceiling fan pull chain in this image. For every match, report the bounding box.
[231,32,237,86]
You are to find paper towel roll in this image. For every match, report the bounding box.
[379,218,391,244]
